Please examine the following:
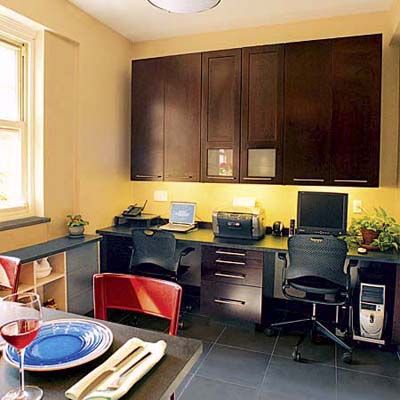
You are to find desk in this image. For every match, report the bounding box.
[97,225,400,345]
[0,309,202,400]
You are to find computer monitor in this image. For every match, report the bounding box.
[297,191,348,235]
[170,202,196,225]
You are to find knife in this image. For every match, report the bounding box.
[77,345,143,400]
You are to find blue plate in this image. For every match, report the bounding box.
[4,319,113,371]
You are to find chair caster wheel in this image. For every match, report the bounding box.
[178,321,184,330]
[292,350,301,362]
[264,328,277,337]
[342,352,352,364]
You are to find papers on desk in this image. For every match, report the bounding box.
[65,338,167,400]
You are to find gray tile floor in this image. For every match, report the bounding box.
[110,311,400,400]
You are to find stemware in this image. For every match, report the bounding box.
[0,293,43,400]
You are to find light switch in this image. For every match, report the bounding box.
[154,190,168,202]
[353,200,362,213]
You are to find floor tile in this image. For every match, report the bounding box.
[274,331,335,366]
[337,368,400,400]
[180,376,258,400]
[191,341,212,371]
[260,355,336,400]
[217,325,276,354]
[179,314,225,342]
[197,344,270,388]
[337,346,400,379]
[176,373,193,399]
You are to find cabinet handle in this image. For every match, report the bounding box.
[165,175,193,179]
[214,272,245,280]
[243,177,273,181]
[293,178,325,183]
[135,174,162,179]
[216,250,246,257]
[216,259,246,266]
[214,298,245,306]
[334,179,368,184]
[206,176,237,180]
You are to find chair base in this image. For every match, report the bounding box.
[270,315,353,364]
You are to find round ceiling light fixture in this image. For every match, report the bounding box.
[148,0,221,14]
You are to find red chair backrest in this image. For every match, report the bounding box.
[93,273,182,336]
[0,256,21,294]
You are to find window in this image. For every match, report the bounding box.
[0,35,31,218]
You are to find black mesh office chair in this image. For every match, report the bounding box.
[268,234,356,364]
[129,228,195,282]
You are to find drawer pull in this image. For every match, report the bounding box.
[333,179,368,184]
[215,250,246,257]
[214,298,245,306]
[293,178,325,182]
[135,174,162,179]
[214,272,245,280]
[206,176,237,180]
[216,259,246,266]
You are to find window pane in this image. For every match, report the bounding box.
[207,149,233,176]
[0,129,23,208]
[0,41,20,121]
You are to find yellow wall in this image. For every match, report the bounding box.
[0,0,132,252]
[131,11,400,227]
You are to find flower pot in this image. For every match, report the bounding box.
[361,228,379,245]
[68,225,85,237]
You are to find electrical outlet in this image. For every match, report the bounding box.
[353,200,362,213]
[154,190,168,202]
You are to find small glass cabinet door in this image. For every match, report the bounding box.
[247,148,276,178]
[207,149,234,177]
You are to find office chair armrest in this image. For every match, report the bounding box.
[278,253,289,286]
[179,247,195,258]
[345,259,359,299]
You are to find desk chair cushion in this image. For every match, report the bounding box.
[286,235,348,290]
[289,276,344,295]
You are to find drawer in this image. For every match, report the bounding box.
[202,246,263,269]
[202,264,263,287]
[201,281,262,323]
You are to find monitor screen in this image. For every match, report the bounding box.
[297,192,348,235]
[170,202,196,224]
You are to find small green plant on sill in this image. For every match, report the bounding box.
[343,207,400,252]
[66,214,89,228]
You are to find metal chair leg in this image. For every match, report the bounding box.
[315,320,352,353]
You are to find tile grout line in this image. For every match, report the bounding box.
[177,325,227,400]
[195,373,259,390]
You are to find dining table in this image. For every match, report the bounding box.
[0,309,203,400]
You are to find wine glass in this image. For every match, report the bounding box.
[0,293,43,400]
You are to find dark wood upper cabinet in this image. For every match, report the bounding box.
[330,35,382,187]
[283,40,333,185]
[241,45,284,184]
[131,58,164,181]
[164,54,201,182]
[201,49,242,183]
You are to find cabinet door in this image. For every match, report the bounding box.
[331,35,382,187]
[241,45,283,184]
[131,59,164,181]
[201,49,241,183]
[283,40,332,185]
[164,54,201,182]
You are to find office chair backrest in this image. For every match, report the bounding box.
[287,235,348,288]
[0,256,21,294]
[131,229,178,273]
[93,273,182,336]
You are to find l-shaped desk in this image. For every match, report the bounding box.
[97,225,400,345]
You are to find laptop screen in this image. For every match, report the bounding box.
[170,202,196,225]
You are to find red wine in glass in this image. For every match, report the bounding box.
[1,319,41,350]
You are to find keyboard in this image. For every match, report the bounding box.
[159,223,196,233]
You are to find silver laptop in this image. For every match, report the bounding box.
[159,202,197,233]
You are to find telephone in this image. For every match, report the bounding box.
[122,201,147,217]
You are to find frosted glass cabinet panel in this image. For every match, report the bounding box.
[247,149,276,177]
[207,149,234,177]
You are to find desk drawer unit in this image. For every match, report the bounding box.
[201,246,263,322]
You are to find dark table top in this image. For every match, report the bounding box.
[0,309,202,400]
[97,225,400,264]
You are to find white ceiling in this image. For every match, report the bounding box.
[68,0,393,42]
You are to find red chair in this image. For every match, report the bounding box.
[0,256,21,294]
[93,273,182,336]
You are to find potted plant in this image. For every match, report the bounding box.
[67,214,89,238]
[344,208,400,252]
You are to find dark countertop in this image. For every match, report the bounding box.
[97,225,400,264]
[3,235,102,263]
[0,309,202,400]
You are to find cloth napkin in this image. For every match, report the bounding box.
[65,338,167,400]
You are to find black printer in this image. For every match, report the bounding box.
[212,207,265,240]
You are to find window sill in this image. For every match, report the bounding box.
[0,216,51,232]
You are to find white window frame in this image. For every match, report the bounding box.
[0,15,39,222]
